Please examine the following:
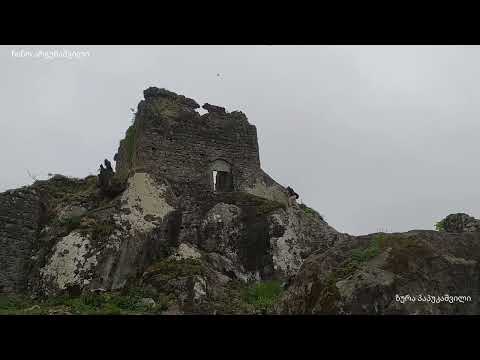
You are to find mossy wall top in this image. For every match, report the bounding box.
[114,88,262,192]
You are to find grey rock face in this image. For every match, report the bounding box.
[268,206,341,279]
[280,230,480,315]
[0,188,43,293]
[137,297,156,308]
[57,205,87,222]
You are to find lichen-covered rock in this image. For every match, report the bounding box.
[57,205,87,222]
[115,172,174,235]
[280,231,480,315]
[137,297,156,309]
[170,243,202,261]
[268,205,340,279]
[39,231,98,294]
[438,213,480,233]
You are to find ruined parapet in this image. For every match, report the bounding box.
[114,87,288,204]
[0,187,43,293]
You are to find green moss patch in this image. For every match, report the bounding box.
[34,175,97,202]
[299,203,323,220]
[124,124,136,166]
[375,234,432,274]
[206,280,284,315]
[0,290,169,315]
[150,98,182,118]
[311,234,432,313]
[213,191,286,216]
[435,219,445,232]
[243,280,283,314]
[78,219,116,241]
[60,215,83,233]
[52,211,117,241]
[350,237,383,263]
[143,258,205,282]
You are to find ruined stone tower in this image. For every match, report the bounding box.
[114,87,288,204]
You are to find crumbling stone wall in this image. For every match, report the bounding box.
[0,188,42,293]
[115,88,263,195]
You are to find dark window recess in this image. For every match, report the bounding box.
[215,171,233,192]
[210,159,233,192]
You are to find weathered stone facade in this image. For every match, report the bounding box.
[0,188,43,293]
[114,87,287,204]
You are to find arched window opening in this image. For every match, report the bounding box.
[210,159,233,192]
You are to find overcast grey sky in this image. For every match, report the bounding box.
[1,45,479,235]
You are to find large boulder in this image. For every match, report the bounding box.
[438,213,480,233]
[280,230,480,315]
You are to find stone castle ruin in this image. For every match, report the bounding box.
[114,87,289,204]
[0,87,337,304]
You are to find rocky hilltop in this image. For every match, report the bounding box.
[0,88,479,315]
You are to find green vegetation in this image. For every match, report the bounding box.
[0,280,285,315]
[143,258,205,282]
[350,237,382,263]
[200,280,285,315]
[214,191,286,216]
[329,234,428,285]
[124,123,136,165]
[151,99,181,118]
[54,213,117,241]
[114,122,137,181]
[78,220,116,241]
[0,289,169,315]
[435,219,445,232]
[299,203,324,220]
[310,236,389,313]
[34,175,97,202]
[243,280,283,314]
[60,216,83,233]
[256,199,286,216]
[90,222,116,241]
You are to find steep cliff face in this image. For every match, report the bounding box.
[0,88,339,314]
